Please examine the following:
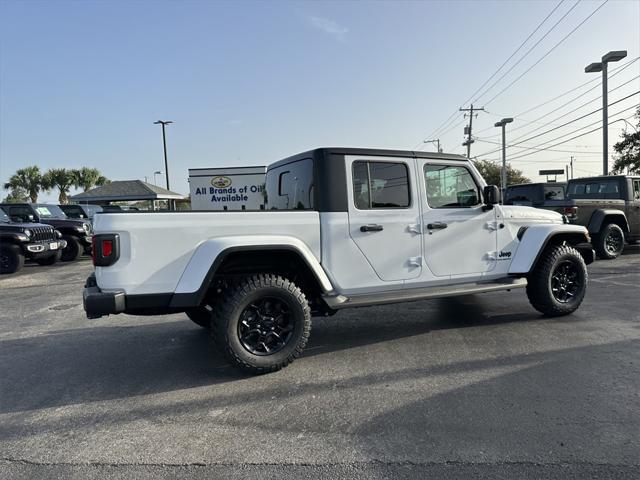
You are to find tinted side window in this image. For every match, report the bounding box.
[505,186,533,203]
[352,161,410,209]
[5,205,33,222]
[544,185,565,200]
[568,180,621,199]
[424,165,480,208]
[265,158,314,210]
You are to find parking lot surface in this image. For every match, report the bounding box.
[1,250,639,479]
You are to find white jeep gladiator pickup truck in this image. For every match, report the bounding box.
[84,148,594,373]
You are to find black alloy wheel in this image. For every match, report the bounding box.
[604,228,624,257]
[237,297,295,356]
[550,260,581,303]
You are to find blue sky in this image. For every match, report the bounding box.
[1,0,639,200]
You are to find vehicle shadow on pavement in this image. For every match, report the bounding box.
[0,318,245,415]
[0,297,569,416]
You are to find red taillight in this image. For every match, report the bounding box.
[564,206,577,216]
[102,240,113,257]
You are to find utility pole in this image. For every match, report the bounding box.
[570,156,574,179]
[566,165,569,181]
[494,117,513,195]
[424,139,442,153]
[460,104,484,158]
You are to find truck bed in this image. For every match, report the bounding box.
[93,211,321,295]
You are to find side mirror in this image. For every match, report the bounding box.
[483,185,501,210]
[27,214,35,222]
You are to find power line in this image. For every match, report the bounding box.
[464,0,566,105]
[476,91,640,157]
[473,56,640,139]
[508,110,638,161]
[474,0,581,104]
[483,0,610,106]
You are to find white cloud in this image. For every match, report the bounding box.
[227,119,242,126]
[307,14,348,42]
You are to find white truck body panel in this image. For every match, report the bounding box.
[94,211,321,295]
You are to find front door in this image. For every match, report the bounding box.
[347,156,422,281]
[420,162,497,277]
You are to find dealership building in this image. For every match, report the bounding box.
[188,166,266,211]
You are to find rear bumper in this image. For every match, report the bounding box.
[83,274,125,319]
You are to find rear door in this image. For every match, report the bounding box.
[631,179,640,236]
[346,156,422,281]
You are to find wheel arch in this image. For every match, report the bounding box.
[509,225,593,275]
[169,236,333,310]
[587,209,629,234]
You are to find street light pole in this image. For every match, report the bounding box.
[153,170,164,186]
[585,50,627,175]
[494,117,513,195]
[153,120,173,190]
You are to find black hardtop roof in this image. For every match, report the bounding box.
[508,182,567,187]
[567,175,638,183]
[267,147,469,170]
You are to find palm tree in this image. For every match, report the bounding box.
[43,168,76,204]
[3,166,46,203]
[72,167,110,192]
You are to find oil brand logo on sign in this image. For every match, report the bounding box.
[211,176,232,188]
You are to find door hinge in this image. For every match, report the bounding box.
[408,224,422,234]
[408,256,422,267]
[486,221,499,231]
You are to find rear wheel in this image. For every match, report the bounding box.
[526,244,587,316]
[594,223,625,259]
[0,244,25,274]
[36,250,62,266]
[211,274,311,374]
[61,235,82,262]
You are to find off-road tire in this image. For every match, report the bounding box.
[593,223,625,260]
[186,306,212,329]
[61,235,82,262]
[526,244,587,317]
[211,274,311,374]
[36,250,62,266]
[0,244,25,274]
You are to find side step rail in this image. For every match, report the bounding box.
[324,278,527,309]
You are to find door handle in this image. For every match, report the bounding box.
[427,222,448,230]
[360,224,384,232]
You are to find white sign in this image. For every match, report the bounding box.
[188,166,266,211]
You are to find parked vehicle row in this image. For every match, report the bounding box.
[506,174,639,259]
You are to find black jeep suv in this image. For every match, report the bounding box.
[0,208,66,274]
[0,203,92,262]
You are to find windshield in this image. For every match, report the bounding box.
[34,204,68,219]
[0,208,10,223]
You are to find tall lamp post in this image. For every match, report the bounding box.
[584,50,627,175]
[153,170,164,186]
[153,120,173,190]
[494,117,513,196]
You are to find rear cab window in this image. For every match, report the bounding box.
[568,179,621,199]
[543,185,565,200]
[265,158,314,210]
[352,161,410,209]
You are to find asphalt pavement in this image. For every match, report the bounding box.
[1,249,639,479]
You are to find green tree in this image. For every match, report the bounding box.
[3,166,46,203]
[72,167,110,192]
[43,168,76,204]
[1,186,29,203]
[611,107,640,174]
[473,159,530,187]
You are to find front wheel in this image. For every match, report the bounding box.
[594,223,625,259]
[526,244,587,316]
[0,244,25,274]
[61,235,82,262]
[211,274,311,374]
